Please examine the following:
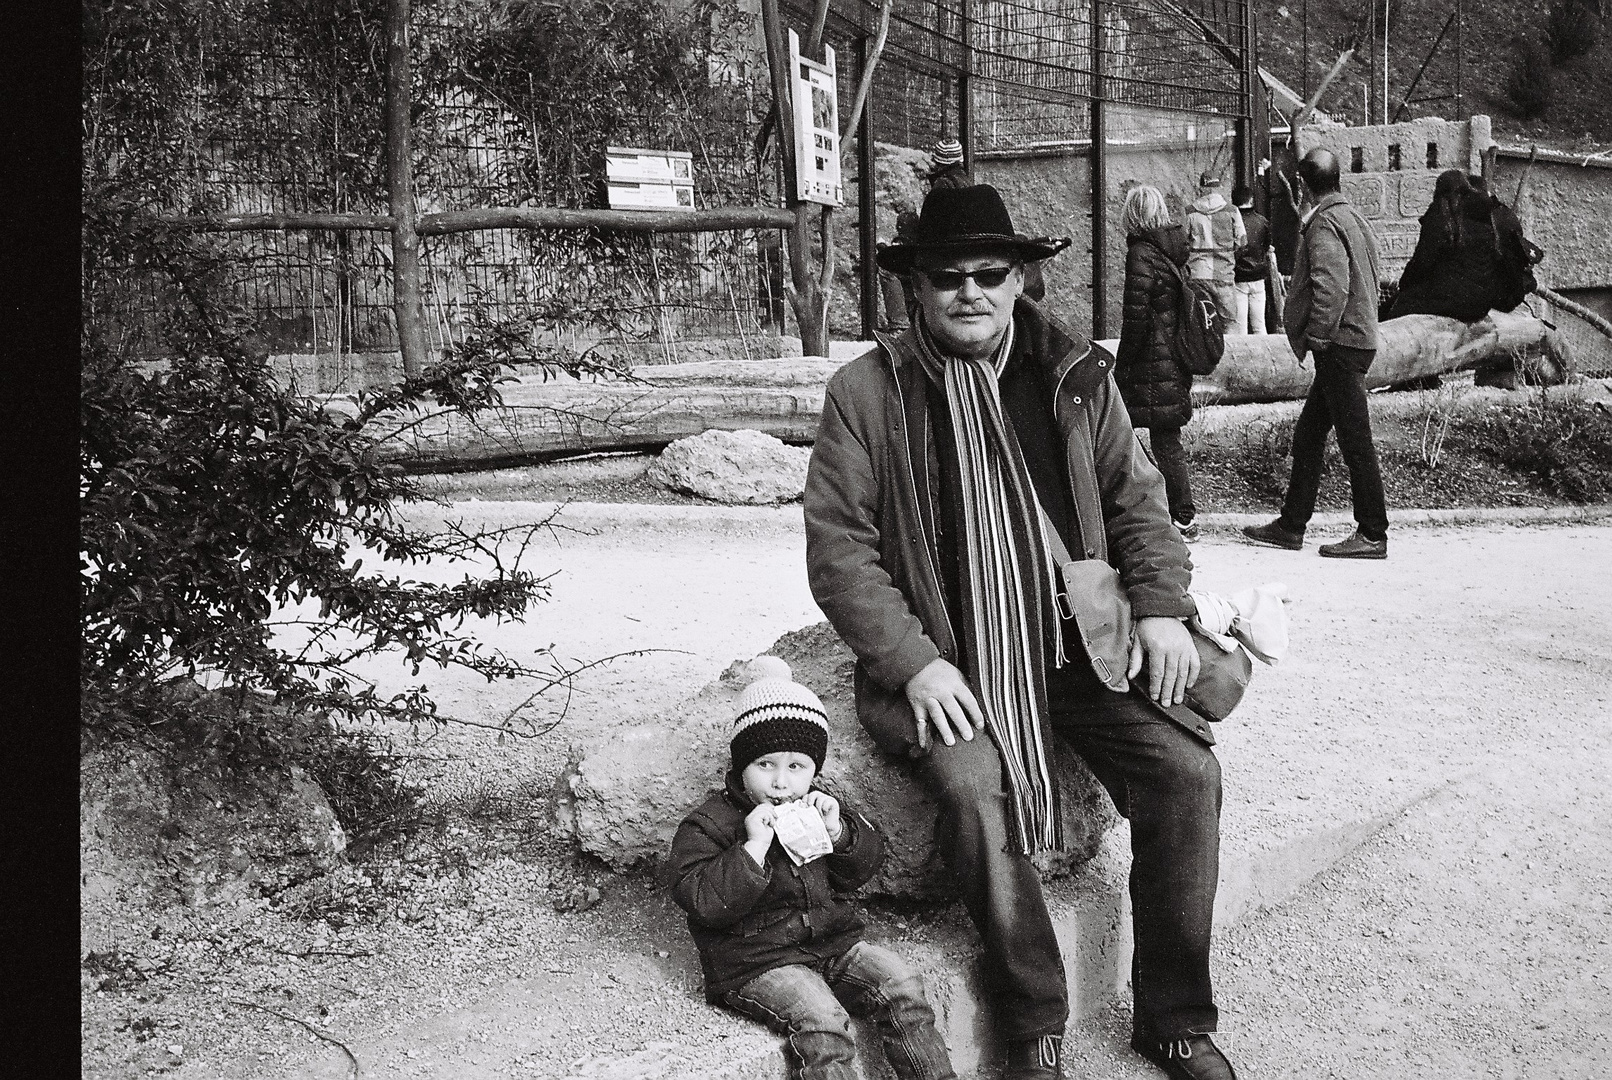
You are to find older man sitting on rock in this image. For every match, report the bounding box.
[804,184,1236,1080]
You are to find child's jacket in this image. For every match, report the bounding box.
[664,772,886,1000]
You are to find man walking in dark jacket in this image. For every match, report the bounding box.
[806,184,1236,1080]
[1244,148,1389,559]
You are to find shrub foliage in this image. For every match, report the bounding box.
[1504,39,1556,120]
[1452,396,1612,504]
[81,192,583,749]
[1545,0,1600,65]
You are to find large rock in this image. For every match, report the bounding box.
[81,738,347,949]
[647,428,813,505]
[560,622,1118,900]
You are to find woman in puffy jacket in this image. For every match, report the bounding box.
[1116,184,1199,540]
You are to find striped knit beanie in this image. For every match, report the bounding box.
[730,657,830,772]
[931,139,964,167]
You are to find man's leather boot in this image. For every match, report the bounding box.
[1241,519,1305,550]
[1003,1033,1063,1079]
[1318,530,1387,559]
[1131,1032,1238,1080]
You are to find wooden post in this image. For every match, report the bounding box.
[760,0,829,356]
[386,0,429,380]
[858,37,880,340]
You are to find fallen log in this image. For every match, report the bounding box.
[1184,309,1571,404]
[377,358,851,469]
[374,312,1569,468]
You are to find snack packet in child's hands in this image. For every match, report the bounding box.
[772,800,834,865]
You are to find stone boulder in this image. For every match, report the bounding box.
[81,739,347,950]
[646,428,812,505]
[560,622,1118,900]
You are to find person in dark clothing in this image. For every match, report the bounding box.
[1470,174,1544,313]
[665,657,956,1080]
[1116,184,1200,539]
[1231,185,1271,335]
[808,184,1236,1080]
[1388,169,1519,322]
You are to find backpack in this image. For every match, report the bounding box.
[1489,199,1544,312]
[1161,255,1226,376]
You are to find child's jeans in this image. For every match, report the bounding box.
[722,940,956,1080]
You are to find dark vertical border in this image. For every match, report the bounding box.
[1,0,83,1066]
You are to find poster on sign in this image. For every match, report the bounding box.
[604,147,697,211]
[787,29,842,207]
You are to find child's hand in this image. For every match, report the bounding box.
[742,803,777,868]
[802,791,842,842]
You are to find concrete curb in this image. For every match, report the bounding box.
[437,499,1612,534]
[1197,504,1612,530]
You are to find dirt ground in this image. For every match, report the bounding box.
[81,500,1612,1079]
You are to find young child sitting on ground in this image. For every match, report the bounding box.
[664,657,957,1080]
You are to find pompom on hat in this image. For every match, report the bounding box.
[730,657,830,772]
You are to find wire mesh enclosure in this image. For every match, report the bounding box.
[85,0,1253,364]
[84,0,786,368]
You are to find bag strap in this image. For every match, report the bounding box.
[1036,501,1079,620]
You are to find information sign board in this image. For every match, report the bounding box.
[605,147,696,211]
[788,30,843,207]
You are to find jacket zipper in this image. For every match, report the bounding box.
[891,358,955,649]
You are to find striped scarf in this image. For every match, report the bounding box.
[913,312,1068,854]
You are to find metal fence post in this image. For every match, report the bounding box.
[1090,0,1109,341]
[386,0,429,381]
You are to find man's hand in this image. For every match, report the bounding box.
[1127,616,1200,708]
[904,658,983,750]
[801,791,843,842]
[742,803,778,868]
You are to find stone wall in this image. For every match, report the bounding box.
[1300,115,1493,280]
[975,151,1095,334]
[1491,152,1612,293]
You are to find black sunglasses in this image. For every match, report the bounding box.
[918,265,1016,291]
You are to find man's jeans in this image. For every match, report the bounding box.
[1203,281,1239,326]
[724,941,956,1080]
[1279,346,1389,541]
[913,696,1223,1041]
[1233,279,1268,334]
[1147,425,1197,525]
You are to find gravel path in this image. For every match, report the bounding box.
[83,512,1612,1079]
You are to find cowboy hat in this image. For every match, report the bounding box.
[876,185,1070,275]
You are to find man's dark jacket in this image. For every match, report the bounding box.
[1286,191,1381,359]
[804,300,1199,760]
[664,775,884,1000]
[1234,210,1271,283]
[1117,224,1194,430]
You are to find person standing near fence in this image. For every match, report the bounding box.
[1185,172,1244,326]
[1231,185,1270,335]
[1117,185,1201,541]
[1244,148,1389,560]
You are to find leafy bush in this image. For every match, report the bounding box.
[81,191,589,752]
[1546,0,1600,64]
[1503,39,1556,120]
[1451,396,1612,503]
